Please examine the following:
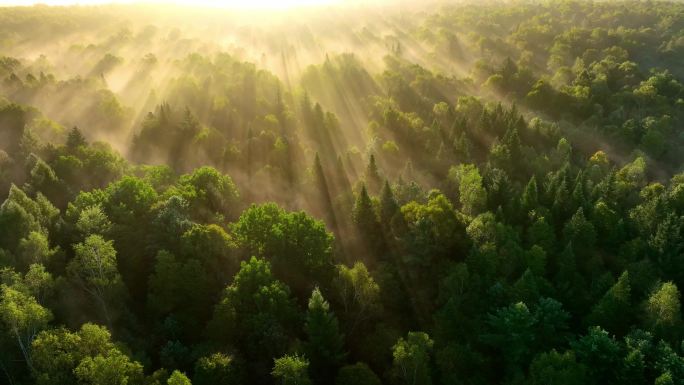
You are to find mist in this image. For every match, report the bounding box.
[2,1,684,384]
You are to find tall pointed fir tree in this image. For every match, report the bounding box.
[365,154,382,194]
[380,180,399,229]
[313,153,337,230]
[353,184,383,255]
[304,287,346,384]
[521,175,539,217]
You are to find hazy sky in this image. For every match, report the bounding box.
[0,0,343,7]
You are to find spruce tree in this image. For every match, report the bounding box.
[365,154,382,194]
[304,287,346,383]
[586,271,632,336]
[66,126,87,150]
[352,184,383,253]
[379,180,399,228]
[521,175,539,216]
[353,184,377,231]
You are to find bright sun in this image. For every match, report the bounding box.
[1,0,342,9]
[164,0,340,9]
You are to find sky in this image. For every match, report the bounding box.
[0,0,344,8]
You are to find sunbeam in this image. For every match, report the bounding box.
[1,2,684,384]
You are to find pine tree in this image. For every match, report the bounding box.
[572,171,587,213]
[180,107,200,137]
[353,184,376,230]
[352,184,383,254]
[555,243,587,313]
[453,132,471,162]
[304,287,346,384]
[527,215,556,254]
[521,175,539,215]
[563,208,597,261]
[552,180,571,225]
[503,126,522,173]
[365,154,382,194]
[644,281,682,342]
[379,180,399,228]
[585,271,632,336]
[66,126,87,150]
[513,269,542,304]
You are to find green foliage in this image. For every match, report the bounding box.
[105,176,157,225]
[17,231,55,271]
[0,283,52,369]
[66,126,87,150]
[147,250,212,335]
[272,354,311,385]
[400,191,468,264]
[75,205,112,237]
[0,185,58,253]
[232,203,334,294]
[208,257,298,378]
[448,163,487,216]
[180,223,237,285]
[193,353,243,385]
[521,176,539,216]
[380,180,399,227]
[352,184,383,253]
[32,323,142,385]
[644,282,682,341]
[365,154,382,194]
[586,271,633,335]
[335,362,381,385]
[166,370,192,385]
[304,287,346,383]
[529,350,587,385]
[571,326,623,383]
[483,302,536,371]
[563,208,596,258]
[173,166,240,223]
[67,235,124,327]
[2,2,684,384]
[74,350,144,385]
[391,331,434,385]
[333,262,381,333]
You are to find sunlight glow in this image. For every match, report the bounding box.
[1,0,342,9]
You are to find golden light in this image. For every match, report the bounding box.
[1,0,343,9]
[175,0,340,8]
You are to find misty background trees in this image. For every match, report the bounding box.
[2,0,684,384]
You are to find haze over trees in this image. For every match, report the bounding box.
[2,0,684,384]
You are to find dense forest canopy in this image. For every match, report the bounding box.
[2,0,684,384]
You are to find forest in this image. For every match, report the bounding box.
[1,0,684,384]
